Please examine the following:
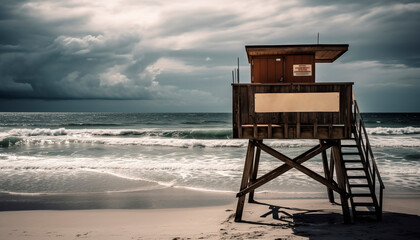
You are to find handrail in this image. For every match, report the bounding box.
[352,99,385,212]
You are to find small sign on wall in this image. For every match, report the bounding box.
[293,64,312,76]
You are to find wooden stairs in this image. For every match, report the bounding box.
[342,100,384,221]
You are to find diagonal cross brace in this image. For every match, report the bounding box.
[237,143,331,197]
[255,141,348,197]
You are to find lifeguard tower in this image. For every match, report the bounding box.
[232,44,384,223]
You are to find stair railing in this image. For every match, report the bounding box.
[353,99,385,213]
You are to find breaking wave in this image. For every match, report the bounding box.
[0,137,23,147]
[1,127,419,148]
[367,127,420,135]
[5,128,233,139]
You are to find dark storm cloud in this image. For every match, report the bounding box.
[252,1,420,67]
[343,2,420,67]
[0,0,419,112]
[0,32,160,99]
[0,1,163,100]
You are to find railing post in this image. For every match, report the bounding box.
[378,185,383,221]
[372,159,376,193]
[365,147,369,169]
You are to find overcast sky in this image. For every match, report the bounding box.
[1,0,419,112]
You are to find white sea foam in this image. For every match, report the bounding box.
[5,127,232,138]
[81,168,177,188]
[5,126,420,137]
[367,126,420,135]
[1,135,418,148]
[0,185,172,196]
[1,147,420,193]
[1,127,419,149]
[8,128,68,136]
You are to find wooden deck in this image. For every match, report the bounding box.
[232,82,353,139]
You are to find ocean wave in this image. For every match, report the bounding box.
[367,127,420,135]
[0,137,23,147]
[180,120,229,125]
[9,137,249,148]
[0,123,123,127]
[101,129,233,139]
[5,127,233,139]
[61,123,123,127]
[6,126,420,140]
[8,128,68,136]
[0,134,317,148]
[2,135,419,148]
[1,127,420,148]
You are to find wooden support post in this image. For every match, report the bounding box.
[328,124,333,139]
[329,147,335,181]
[332,141,351,223]
[284,123,288,138]
[297,113,301,138]
[236,87,242,138]
[320,140,334,203]
[235,140,255,222]
[249,141,261,203]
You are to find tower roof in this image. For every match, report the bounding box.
[245,44,349,63]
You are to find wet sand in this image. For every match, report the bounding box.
[1,188,420,239]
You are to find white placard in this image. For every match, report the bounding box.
[293,64,312,76]
[255,92,340,113]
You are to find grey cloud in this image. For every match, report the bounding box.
[0,2,163,100]
[0,33,160,99]
[0,0,419,112]
[155,10,242,37]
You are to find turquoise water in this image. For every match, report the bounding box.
[0,112,419,199]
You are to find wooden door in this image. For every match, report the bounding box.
[252,56,283,83]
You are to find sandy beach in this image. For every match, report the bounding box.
[1,188,420,240]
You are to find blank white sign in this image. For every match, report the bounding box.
[255,92,340,113]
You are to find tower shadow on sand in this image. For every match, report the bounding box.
[228,200,420,240]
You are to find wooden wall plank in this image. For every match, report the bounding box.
[260,58,268,83]
[232,83,353,139]
[267,58,276,83]
[254,58,261,83]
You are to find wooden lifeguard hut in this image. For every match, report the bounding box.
[232,44,384,223]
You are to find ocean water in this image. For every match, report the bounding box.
[0,112,419,200]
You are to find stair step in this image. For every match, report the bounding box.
[353,202,375,207]
[351,193,372,197]
[347,175,366,179]
[346,167,365,171]
[349,184,370,188]
[344,160,362,163]
[341,144,358,148]
[342,152,360,155]
[354,211,377,216]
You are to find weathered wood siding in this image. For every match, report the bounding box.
[232,83,353,139]
[252,56,283,83]
[284,55,315,83]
